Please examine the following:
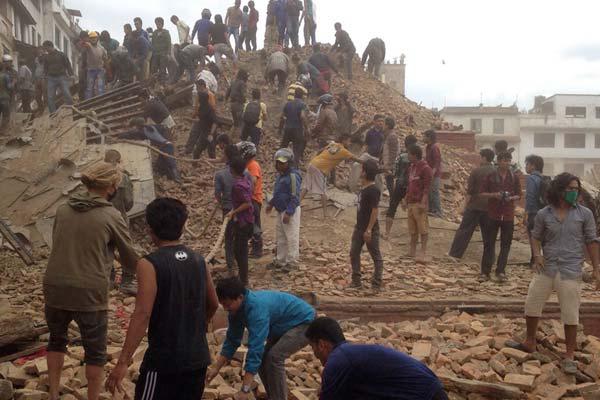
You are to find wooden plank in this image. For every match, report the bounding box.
[0,317,37,347]
[0,220,34,265]
[77,82,141,108]
[95,102,142,119]
[86,95,141,113]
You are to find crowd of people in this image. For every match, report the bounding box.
[24,2,600,400]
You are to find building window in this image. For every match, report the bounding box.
[534,133,555,148]
[596,134,600,148]
[564,163,585,177]
[32,27,36,45]
[55,27,61,49]
[565,106,586,118]
[63,38,69,59]
[38,34,41,46]
[596,107,600,119]
[493,119,504,134]
[470,119,482,134]
[564,133,586,148]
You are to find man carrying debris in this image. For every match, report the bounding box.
[106,197,219,399]
[207,277,315,400]
[507,173,600,375]
[83,31,108,99]
[479,150,521,282]
[385,135,418,238]
[120,117,182,183]
[180,44,207,81]
[309,43,338,93]
[361,38,386,79]
[350,160,384,290]
[42,40,73,113]
[44,162,138,400]
[332,22,355,80]
[448,148,495,259]
[110,46,138,88]
[142,92,176,138]
[17,61,34,113]
[104,149,137,294]
[265,45,290,94]
[312,93,338,148]
[424,129,443,217]
[151,17,172,83]
[266,148,302,270]
[238,141,264,259]
[279,88,310,167]
[305,317,448,400]
[241,88,268,146]
[286,74,309,101]
[524,154,548,267]
[227,69,249,131]
[190,91,218,159]
[301,135,362,218]
[403,144,433,261]
[33,46,46,114]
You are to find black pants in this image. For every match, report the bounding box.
[241,125,262,147]
[448,209,489,259]
[350,226,383,286]
[231,101,244,128]
[251,200,263,255]
[384,175,394,198]
[233,223,253,285]
[191,121,216,159]
[481,219,514,276]
[387,180,407,219]
[267,69,288,91]
[281,128,305,168]
[151,54,169,82]
[135,367,207,400]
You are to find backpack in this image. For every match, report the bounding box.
[537,175,552,208]
[243,101,261,125]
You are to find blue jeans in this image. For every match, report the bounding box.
[429,176,442,215]
[85,68,105,100]
[47,75,73,113]
[286,17,299,47]
[228,26,240,53]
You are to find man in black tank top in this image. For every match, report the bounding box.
[106,198,219,399]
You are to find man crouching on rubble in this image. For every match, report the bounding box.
[207,277,315,400]
[43,162,139,400]
[306,317,448,400]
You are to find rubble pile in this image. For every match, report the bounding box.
[1,310,599,399]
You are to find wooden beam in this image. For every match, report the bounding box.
[0,220,34,266]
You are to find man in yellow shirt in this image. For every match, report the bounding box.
[301,135,362,217]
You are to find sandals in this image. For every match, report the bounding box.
[505,340,535,353]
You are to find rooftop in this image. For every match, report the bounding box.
[441,105,519,115]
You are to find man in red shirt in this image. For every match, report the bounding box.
[479,151,521,282]
[247,1,259,51]
[402,145,433,261]
[424,130,442,218]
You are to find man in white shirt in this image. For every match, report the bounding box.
[170,15,190,44]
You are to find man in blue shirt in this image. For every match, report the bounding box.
[365,114,385,158]
[207,278,315,400]
[508,173,600,375]
[306,317,447,400]
[279,88,309,168]
[524,154,545,266]
[267,148,302,271]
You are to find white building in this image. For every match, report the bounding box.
[0,0,81,71]
[440,105,522,161]
[520,94,600,177]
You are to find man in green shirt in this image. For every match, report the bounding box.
[151,17,172,83]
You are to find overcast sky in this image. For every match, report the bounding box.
[68,0,600,110]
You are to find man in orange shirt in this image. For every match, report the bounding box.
[238,141,264,258]
[301,135,361,217]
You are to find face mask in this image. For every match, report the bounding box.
[564,191,578,206]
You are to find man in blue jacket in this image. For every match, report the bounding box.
[306,317,448,400]
[266,148,302,271]
[207,278,315,400]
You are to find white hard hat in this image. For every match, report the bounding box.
[2,54,13,62]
